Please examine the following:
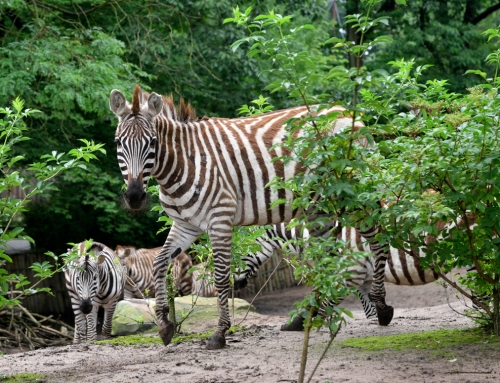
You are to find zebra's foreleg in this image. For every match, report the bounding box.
[86,305,99,342]
[72,308,86,344]
[206,223,233,350]
[154,222,202,346]
[101,300,118,339]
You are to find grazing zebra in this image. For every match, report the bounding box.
[64,242,126,343]
[115,245,217,299]
[109,85,392,349]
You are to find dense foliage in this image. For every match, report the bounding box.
[1,0,500,253]
[0,98,104,308]
[0,0,334,252]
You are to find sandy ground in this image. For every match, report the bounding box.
[1,282,499,383]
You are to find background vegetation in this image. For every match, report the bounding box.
[3,0,500,253]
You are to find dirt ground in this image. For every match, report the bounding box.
[1,282,499,383]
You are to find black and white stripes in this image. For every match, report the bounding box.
[109,85,384,348]
[64,242,126,343]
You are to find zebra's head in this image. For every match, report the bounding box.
[109,85,163,211]
[69,243,107,314]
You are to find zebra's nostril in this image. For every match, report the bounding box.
[124,179,147,210]
[80,299,93,314]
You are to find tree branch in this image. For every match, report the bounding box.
[32,0,108,17]
[471,2,500,25]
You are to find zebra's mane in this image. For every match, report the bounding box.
[132,85,198,123]
[77,242,106,270]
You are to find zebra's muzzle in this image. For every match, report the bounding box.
[124,179,147,210]
[80,299,93,314]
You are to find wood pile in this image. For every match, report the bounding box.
[0,303,73,351]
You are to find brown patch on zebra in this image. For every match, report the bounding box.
[177,98,197,123]
[457,214,478,229]
[355,228,362,249]
[426,219,448,245]
[134,87,198,122]
[132,84,142,114]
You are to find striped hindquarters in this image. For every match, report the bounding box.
[116,245,159,299]
[117,245,217,298]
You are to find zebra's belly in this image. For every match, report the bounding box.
[384,262,438,286]
[159,190,297,229]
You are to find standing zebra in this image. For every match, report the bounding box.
[109,85,392,349]
[236,219,483,329]
[65,242,126,343]
[115,245,217,299]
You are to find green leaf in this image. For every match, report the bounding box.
[464,69,486,79]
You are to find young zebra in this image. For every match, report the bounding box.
[64,242,126,343]
[115,245,217,299]
[109,85,392,349]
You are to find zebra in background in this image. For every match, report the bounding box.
[64,242,126,343]
[115,245,217,299]
[109,85,392,349]
[235,222,438,291]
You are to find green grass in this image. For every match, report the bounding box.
[96,325,244,347]
[0,373,46,382]
[340,328,500,351]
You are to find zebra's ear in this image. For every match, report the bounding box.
[96,253,106,265]
[117,248,132,259]
[110,89,131,119]
[147,92,163,119]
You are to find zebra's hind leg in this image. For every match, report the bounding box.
[361,227,394,326]
[369,281,393,326]
[357,283,378,320]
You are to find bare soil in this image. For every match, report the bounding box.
[1,282,499,383]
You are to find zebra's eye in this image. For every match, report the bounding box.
[114,138,121,146]
[150,137,157,146]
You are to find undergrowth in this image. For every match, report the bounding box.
[96,325,244,347]
[0,373,46,382]
[340,328,500,351]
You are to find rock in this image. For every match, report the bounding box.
[2,239,33,255]
[111,299,157,336]
[112,296,254,336]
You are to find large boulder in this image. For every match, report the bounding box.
[111,296,254,335]
[111,298,156,336]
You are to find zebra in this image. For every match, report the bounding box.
[109,85,392,349]
[235,219,485,330]
[64,241,127,343]
[115,245,217,299]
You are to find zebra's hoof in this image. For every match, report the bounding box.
[206,332,226,350]
[376,305,394,326]
[159,321,175,346]
[280,316,304,331]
